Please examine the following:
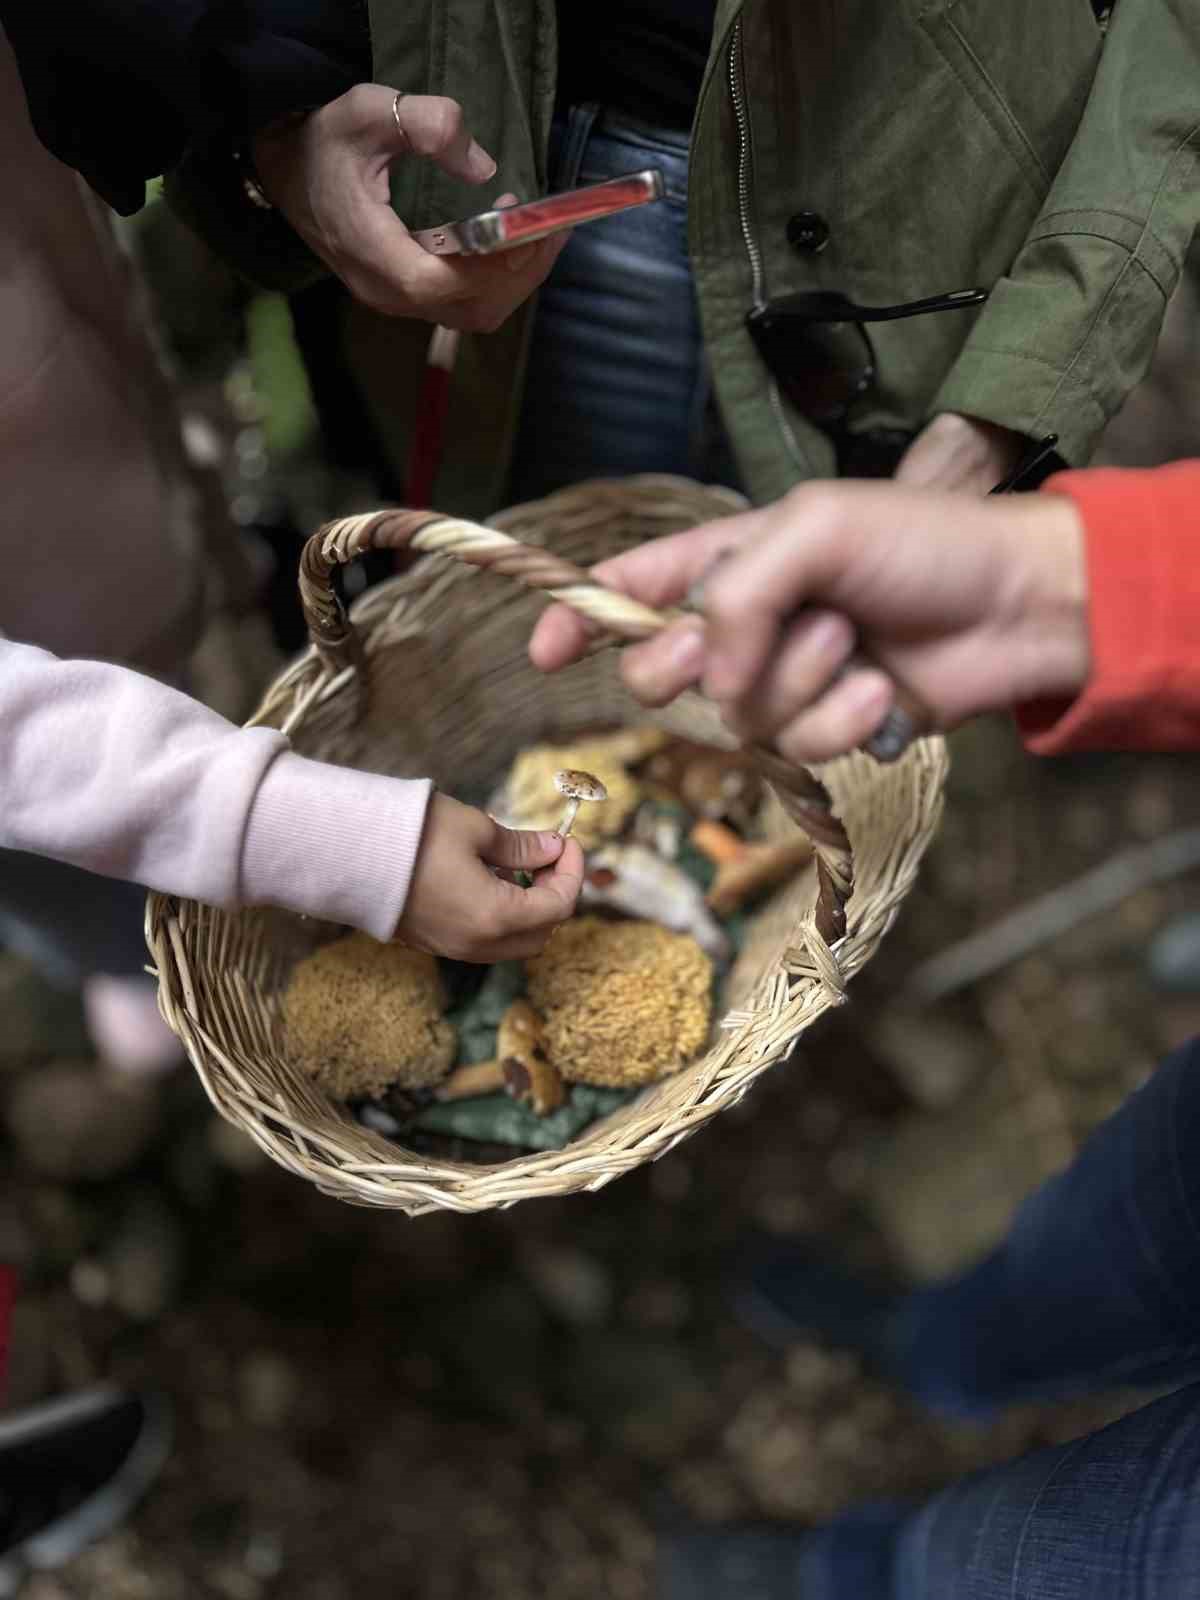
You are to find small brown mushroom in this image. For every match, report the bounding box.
[680,757,762,830]
[689,819,749,866]
[706,837,815,916]
[497,998,565,1115]
[554,769,608,838]
[433,999,566,1116]
[644,742,762,828]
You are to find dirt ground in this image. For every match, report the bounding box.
[7,716,1200,1600]
[6,234,1200,1600]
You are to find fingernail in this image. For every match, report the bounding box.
[628,626,704,695]
[666,626,705,673]
[469,142,498,180]
[538,831,563,850]
[808,612,850,659]
[850,671,892,712]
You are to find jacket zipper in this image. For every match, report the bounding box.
[728,17,805,468]
[729,19,765,308]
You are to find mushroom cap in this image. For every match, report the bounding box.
[553,768,608,803]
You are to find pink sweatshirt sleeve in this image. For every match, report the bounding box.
[0,639,432,940]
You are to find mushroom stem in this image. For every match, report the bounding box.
[434,1000,566,1116]
[689,819,749,866]
[706,837,814,916]
[434,1059,505,1100]
[558,796,581,837]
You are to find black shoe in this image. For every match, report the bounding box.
[0,1388,171,1595]
[731,1233,908,1373]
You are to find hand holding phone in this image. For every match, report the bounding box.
[412,169,666,255]
[251,86,581,331]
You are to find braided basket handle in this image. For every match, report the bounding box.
[298,507,898,945]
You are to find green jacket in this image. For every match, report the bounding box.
[172,0,1200,513]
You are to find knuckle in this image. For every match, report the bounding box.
[475,904,507,945]
[475,305,509,334]
[342,83,379,124]
[702,573,739,625]
[453,300,506,334]
[787,482,844,535]
[428,96,466,148]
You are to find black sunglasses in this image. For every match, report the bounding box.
[746,287,988,428]
[746,287,1060,492]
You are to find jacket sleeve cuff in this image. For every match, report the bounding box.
[240,752,433,940]
[932,225,1174,468]
[1015,463,1200,754]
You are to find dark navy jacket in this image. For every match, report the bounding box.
[1,0,368,212]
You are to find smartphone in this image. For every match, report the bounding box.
[411,169,665,255]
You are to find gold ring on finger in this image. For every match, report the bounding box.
[392,90,410,149]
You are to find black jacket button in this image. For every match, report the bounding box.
[787,212,830,254]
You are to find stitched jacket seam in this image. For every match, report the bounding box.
[922,15,1048,194]
[1032,123,1200,425]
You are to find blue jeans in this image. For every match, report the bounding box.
[507,106,740,502]
[808,1039,1200,1596]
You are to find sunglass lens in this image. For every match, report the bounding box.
[746,310,874,425]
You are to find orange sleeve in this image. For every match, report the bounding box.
[1017,462,1200,754]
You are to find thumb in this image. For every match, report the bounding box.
[481,822,565,872]
[387,92,497,185]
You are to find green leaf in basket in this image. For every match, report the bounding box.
[674,838,718,895]
[443,960,526,1065]
[413,1084,634,1150]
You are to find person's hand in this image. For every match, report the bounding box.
[252,85,566,329]
[395,794,583,961]
[895,412,1026,495]
[530,481,1090,764]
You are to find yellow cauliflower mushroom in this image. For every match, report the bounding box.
[526,917,712,1088]
[281,934,456,1100]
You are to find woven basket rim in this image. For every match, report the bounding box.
[147,477,947,1214]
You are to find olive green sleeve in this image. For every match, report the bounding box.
[933,0,1200,465]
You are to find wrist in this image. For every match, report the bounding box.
[247,109,314,208]
[1003,494,1091,703]
[898,412,1025,494]
[241,753,432,939]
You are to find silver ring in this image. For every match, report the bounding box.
[391,90,410,149]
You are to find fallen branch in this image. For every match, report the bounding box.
[905,825,1200,1007]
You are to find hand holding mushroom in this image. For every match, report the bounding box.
[393,793,584,962]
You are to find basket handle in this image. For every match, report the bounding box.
[298,507,914,946]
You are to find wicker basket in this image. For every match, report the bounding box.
[147,476,947,1215]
